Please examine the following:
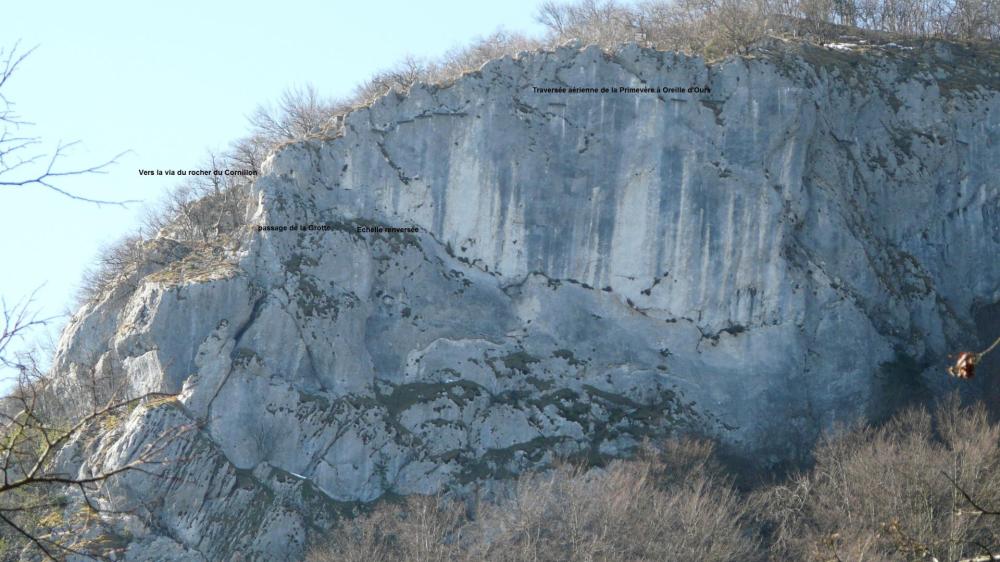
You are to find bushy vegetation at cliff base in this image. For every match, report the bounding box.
[308,395,1000,562]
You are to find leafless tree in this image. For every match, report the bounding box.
[757,394,1000,562]
[1,296,185,560]
[535,0,1000,57]
[0,42,135,207]
[433,30,540,80]
[248,84,346,146]
[309,438,762,562]
[535,0,639,48]
[352,56,429,108]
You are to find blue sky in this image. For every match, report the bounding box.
[0,0,547,380]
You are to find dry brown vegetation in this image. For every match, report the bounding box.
[759,395,1000,561]
[308,396,1000,562]
[308,439,760,562]
[75,150,258,304]
[535,0,1000,57]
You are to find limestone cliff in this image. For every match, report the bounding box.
[46,38,1000,560]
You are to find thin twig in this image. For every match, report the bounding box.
[942,471,1000,516]
[978,334,1000,361]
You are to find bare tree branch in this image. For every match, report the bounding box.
[943,471,1000,517]
[0,289,190,559]
[0,41,137,207]
[0,510,57,561]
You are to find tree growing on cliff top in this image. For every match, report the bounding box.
[535,0,1000,56]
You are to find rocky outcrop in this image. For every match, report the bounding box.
[47,38,1000,560]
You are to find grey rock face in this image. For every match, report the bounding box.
[48,40,1000,560]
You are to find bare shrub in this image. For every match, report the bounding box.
[949,0,1000,40]
[535,0,1000,58]
[227,132,269,172]
[249,84,347,146]
[537,0,639,48]
[75,232,146,303]
[75,150,256,305]
[430,30,542,84]
[684,0,774,55]
[537,0,775,57]
[307,495,467,562]
[310,438,761,562]
[349,31,542,110]
[635,0,717,53]
[352,55,429,108]
[472,444,760,562]
[74,151,256,304]
[313,403,1000,562]
[757,394,1000,561]
[142,166,255,244]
